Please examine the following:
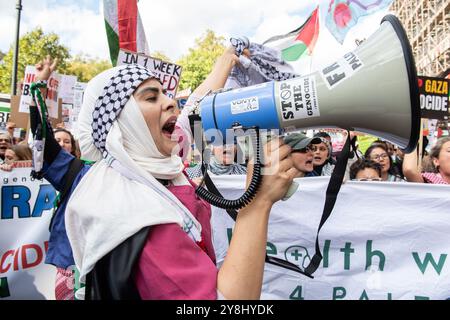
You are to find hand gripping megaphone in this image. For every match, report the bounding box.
[194,15,420,210]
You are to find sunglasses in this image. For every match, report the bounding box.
[292,145,314,153]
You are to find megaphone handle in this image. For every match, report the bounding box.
[282,180,299,201]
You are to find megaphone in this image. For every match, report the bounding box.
[200,14,420,153]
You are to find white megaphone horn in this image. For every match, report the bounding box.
[200,14,420,153]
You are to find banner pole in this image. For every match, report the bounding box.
[418,118,424,170]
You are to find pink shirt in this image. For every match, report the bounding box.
[422,172,449,184]
[134,182,218,300]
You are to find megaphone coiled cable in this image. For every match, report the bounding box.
[195,127,263,210]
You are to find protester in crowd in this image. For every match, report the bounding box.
[54,128,79,158]
[314,131,333,148]
[312,133,335,176]
[0,143,33,171]
[31,50,296,300]
[349,159,382,181]
[391,145,405,179]
[0,133,13,163]
[402,136,450,184]
[4,148,18,163]
[284,133,321,178]
[186,143,247,184]
[364,142,404,182]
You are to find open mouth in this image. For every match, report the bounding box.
[162,117,177,137]
[305,159,313,165]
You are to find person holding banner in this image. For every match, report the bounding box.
[403,136,450,184]
[349,159,382,181]
[0,143,33,172]
[0,132,12,163]
[364,143,405,182]
[30,49,297,300]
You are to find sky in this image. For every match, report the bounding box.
[0,0,390,72]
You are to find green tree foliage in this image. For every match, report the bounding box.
[0,27,71,94]
[176,30,226,91]
[66,55,112,83]
[151,51,172,63]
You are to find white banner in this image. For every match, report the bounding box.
[117,49,182,99]
[0,168,56,300]
[2,171,449,300]
[211,176,450,300]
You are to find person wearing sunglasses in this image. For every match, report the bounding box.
[349,159,383,181]
[284,133,322,178]
[364,143,404,182]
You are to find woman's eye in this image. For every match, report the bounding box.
[146,96,157,102]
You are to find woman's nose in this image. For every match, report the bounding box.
[162,96,177,112]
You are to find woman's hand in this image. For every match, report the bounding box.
[219,45,240,67]
[35,55,58,81]
[247,138,297,206]
[191,177,203,186]
[0,163,13,172]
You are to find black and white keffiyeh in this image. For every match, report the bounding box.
[92,64,156,157]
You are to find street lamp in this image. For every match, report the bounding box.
[11,0,23,96]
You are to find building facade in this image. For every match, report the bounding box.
[390,0,450,77]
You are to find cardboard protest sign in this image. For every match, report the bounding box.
[10,96,29,130]
[19,66,37,114]
[0,107,10,125]
[117,49,182,99]
[45,73,60,119]
[419,76,449,120]
[59,75,78,104]
[18,66,61,119]
[69,82,87,136]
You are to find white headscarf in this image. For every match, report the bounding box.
[66,65,201,278]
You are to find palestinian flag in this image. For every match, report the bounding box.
[103,0,149,66]
[263,6,319,62]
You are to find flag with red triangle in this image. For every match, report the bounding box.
[103,0,149,66]
[263,6,320,62]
